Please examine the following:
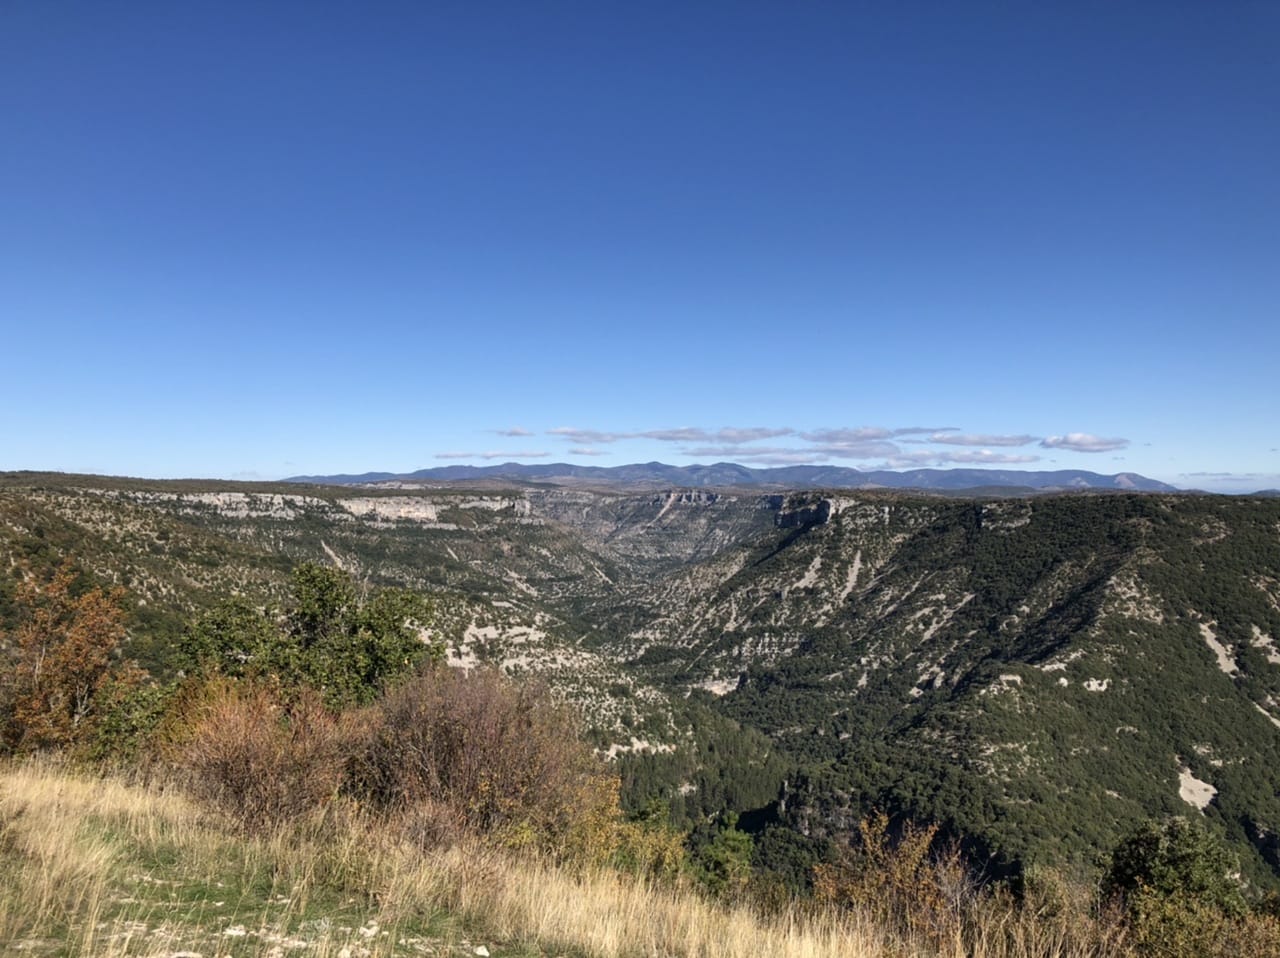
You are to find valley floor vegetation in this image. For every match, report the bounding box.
[4,557,1280,957]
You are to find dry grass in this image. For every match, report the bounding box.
[0,760,452,956]
[0,760,1129,958]
[408,846,894,958]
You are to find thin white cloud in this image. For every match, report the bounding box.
[891,426,961,436]
[550,425,793,445]
[1180,471,1280,480]
[941,451,1041,464]
[929,433,1036,447]
[687,440,902,460]
[548,427,625,444]
[494,427,533,437]
[1177,472,1280,491]
[811,440,904,459]
[879,450,945,467]
[799,426,960,444]
[435,450,550,460]
[713,426,794,443]
[693,449,827,465]
[637,427,712,443]
[737,452,828,465]
[498,424,1109,467]
[684,443,1039,466]
[800,427,893,443]
[1040,433,1129,453]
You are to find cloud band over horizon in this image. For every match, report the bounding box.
[438,424,1135,469]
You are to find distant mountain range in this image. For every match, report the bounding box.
[287,461,1179,493]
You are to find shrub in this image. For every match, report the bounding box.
[1119,888,1280,958]
[278,564,438,707]
[612,814,687,882]
[1104,817,1246,916]
[814,810,971,946]
[687,811,754,898]
[176,564,439,709]
[1103,817,1256,958]
[175,679,356,832]
[1,563,143,754]
[85,668,174,765]
[176,598,277,678]
[351,666,619,860]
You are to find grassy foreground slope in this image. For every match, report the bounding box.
[0,762,921,958]
[12,762,1280,958]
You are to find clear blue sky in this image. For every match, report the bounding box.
[3,2,1277,490]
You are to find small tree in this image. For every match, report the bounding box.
[688,810,754,896]
[1104,817,1252,957]
[287,571,435,707]
[2,563,143,753]
[178,563,438,708]
[1104,816,1246,916]
[176,597,277,678]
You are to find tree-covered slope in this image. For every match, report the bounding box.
[676,494,1280,887]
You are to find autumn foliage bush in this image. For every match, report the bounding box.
[175,679,356,832]
[0,563,145,755]
[172,664,642,867]
[352,666,622,860]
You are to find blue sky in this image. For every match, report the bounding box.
[2,2,1276,490]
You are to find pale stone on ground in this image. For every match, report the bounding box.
[1178,767,1217,810]
[1251,625,1280,665]
[1199,621,1238,675]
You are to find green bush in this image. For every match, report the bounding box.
[1104,817,1257,958]
[687,810,754,897]
[1105,817,1246,916]
[87,675,176,764]
[178,563,439,708]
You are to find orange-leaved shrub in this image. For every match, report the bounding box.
[174,678,357,833]
[350,666,621,860]
[173,664,675,871]
[1,563,145,755]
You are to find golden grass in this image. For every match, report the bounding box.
[408,845,892,958]
[0,760,1125,958]
[0,761,413,956]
